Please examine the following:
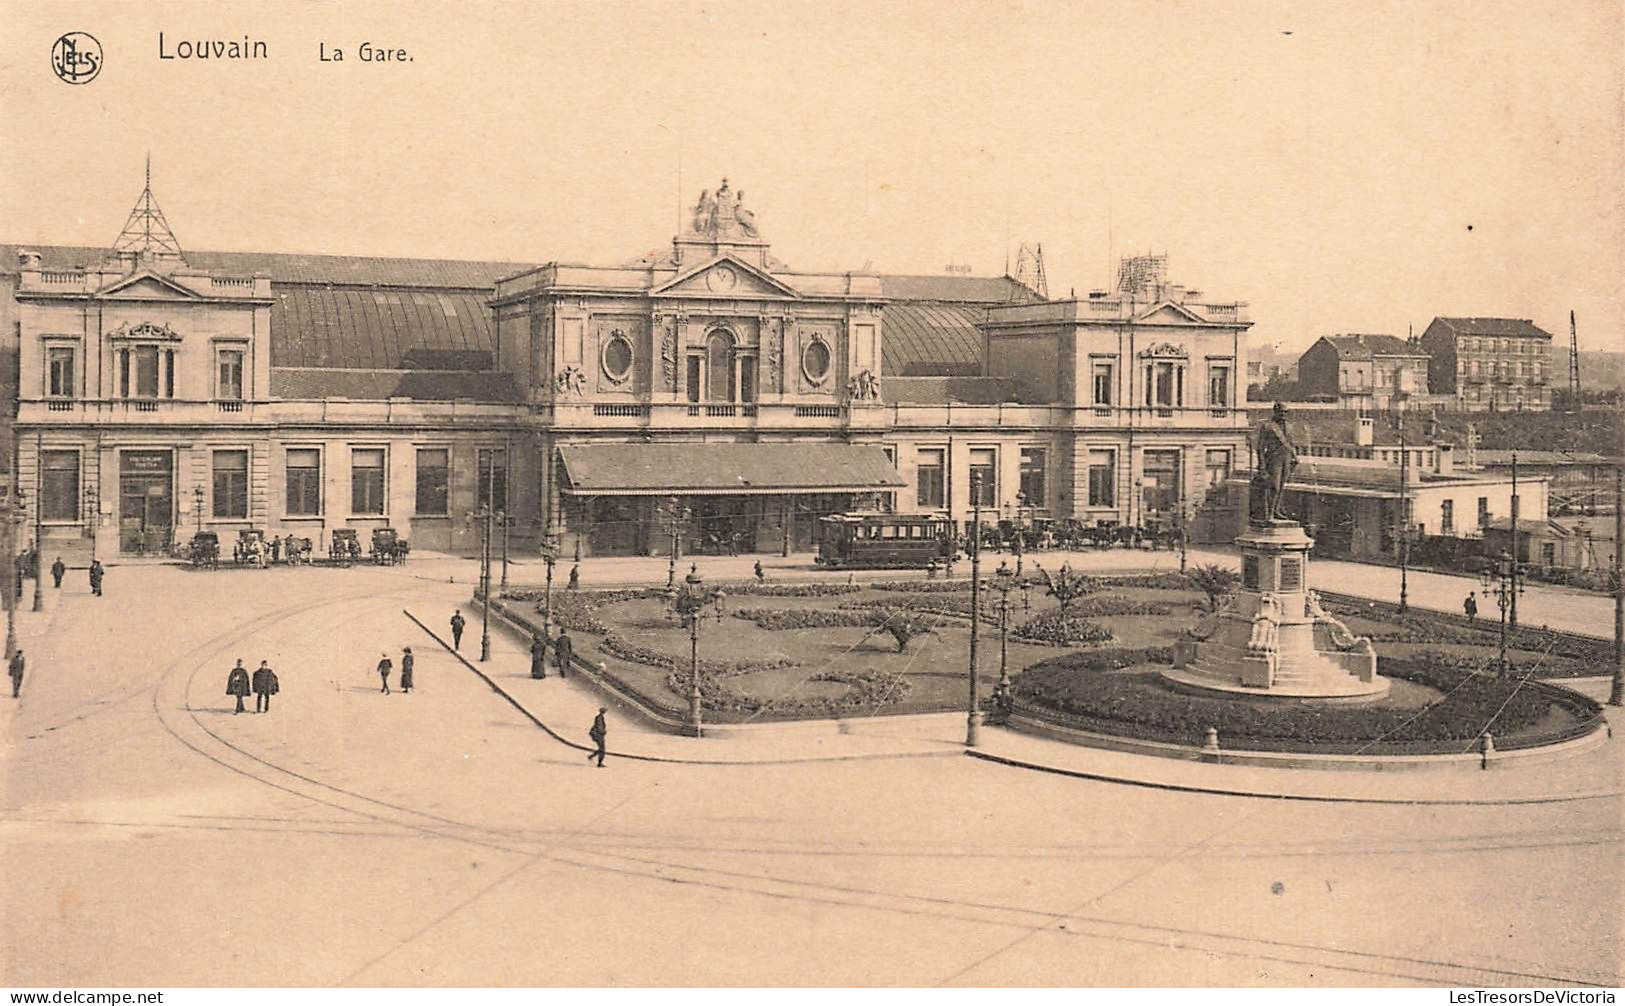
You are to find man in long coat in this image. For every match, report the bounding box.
[554,627,573,678]
[450,611,466,651]
[588,707,607,767]
[530,634,547,679]
[252,660,279,713]
[226,659,251,714]
[88,560,104,597]
[376,653,393,694]
[9,648,24,699]
[50,557,65,589]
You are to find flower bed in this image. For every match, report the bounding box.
[870,580,974,594]
[1011,609,1115,647]
[714,581,863,597]
[731,607,883,631]
[599,632,799,677]
[680,663,913,717]
[1012,654,1602,754]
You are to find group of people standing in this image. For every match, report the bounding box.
[225,659,280,714]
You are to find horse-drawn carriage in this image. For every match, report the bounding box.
[370,527,410,565]
[186,530,221,568]
[329,528,363,564]
[233,529,268,566]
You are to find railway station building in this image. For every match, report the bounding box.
[3,174,1252,561]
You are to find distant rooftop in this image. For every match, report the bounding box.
[1428,317,1553,340]
[1319,334,1427,359]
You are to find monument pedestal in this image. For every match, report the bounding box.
[1162,519,1388,701]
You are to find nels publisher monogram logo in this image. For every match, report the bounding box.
[51,31,102,84]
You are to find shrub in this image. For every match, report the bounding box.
[599,632,798,677]
[1184,563,1240,612]
[1031,562,1103,644]
[732,607,881,631]
[871,609,941,652]
[715,581,863,597]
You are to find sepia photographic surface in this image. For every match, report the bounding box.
[1,0,1621,991]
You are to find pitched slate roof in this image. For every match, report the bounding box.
[877,274,1043,304]
[270,368,522,402]
[556,443,905,495]
[1430,317,1553,340]
[1321,334,1428,359]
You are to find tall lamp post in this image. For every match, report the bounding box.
[966,473,984,747]
[83,484,99,563]
[471,503,502,662]
[192,485,205,533]
[666,564,725,737]
[539,534,558,637]
[2,489,17,660]
[31,431,43,612]
[1478,549,1523,677]
[654,495,693,589]
[991,560,1015,687]
[1611,462,1623,707]
[500,440,511,591]
[1398,419,1411,614]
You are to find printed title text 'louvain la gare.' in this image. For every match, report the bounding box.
[157,33,413,62]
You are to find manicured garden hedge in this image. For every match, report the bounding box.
[1012,653,1602,754]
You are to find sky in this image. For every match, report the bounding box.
[2,0,1621,356]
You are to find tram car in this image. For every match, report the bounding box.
[814,512,955,569]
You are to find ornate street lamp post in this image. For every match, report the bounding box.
[654,495,692,590]
[192,485,205,533]
[470,503,502,662]
[991,560,1015,687]
[665,564,725,737]
[31,430,43,613]
[1478,549,1523,678]
[966,473,984,747]
[539,534,559,637]
[1,490,16,661]
[83,484,99,564]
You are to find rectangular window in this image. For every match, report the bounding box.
[351,448,386,515]
[1477,496,1489,526]
[1018,447,1046,507]
[477,448,508,513]
[41,450,79,522]
[1542,542,1555,566]
[415,448,450,515]
[739,359,757,403]
[212,450,249,519]
[915,448,945,509]
[285,448,321,516]
[134,347,160,397]
[1092,361,1114,408]
[1441,499,1454,535]
[47,347,75,398]
[165,349,175,399]
[1087,449,1116,508]
[685,356,702,403]
[217,349,244,400]
[1204,448,1232,491]
[1208,362,1231,411]
[1147,362,1182,412]
[118,348,130,397]
[968,448,997,506]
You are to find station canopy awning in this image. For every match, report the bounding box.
[556,443,906,496]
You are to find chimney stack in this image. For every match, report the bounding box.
[1356,415,1374,448]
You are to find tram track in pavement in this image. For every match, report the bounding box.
[130,585,1621,988]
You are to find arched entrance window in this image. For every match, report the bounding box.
[706,329,735,402]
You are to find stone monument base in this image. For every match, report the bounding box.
[1160,520,1390,702]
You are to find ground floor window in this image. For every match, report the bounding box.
[1087,449,1115,507]
[1141,449,1182,517]
[212,450,249,519]
[1203,448,1232,494]
[916,448,945,508]
[351,448,386,515]
[286,448,321,516]
[968,448,997,506]
[416,448,450,515]
[477,448,508,513]
[1441,499,1454,535]
[1018,447,1046,508]
[41,450,80,521]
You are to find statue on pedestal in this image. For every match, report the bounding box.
[1250,401,1297,524]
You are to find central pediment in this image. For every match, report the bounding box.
[652,254,799,300]
[96,269,203,301]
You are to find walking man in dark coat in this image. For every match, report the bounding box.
[554,627,573,678]
[399,647,414,693]
[9,648,24,699]
[450,610,466,651]
[226,659,251,714]
[377,652,393,694]
[530,634,547,679]
[1464,591,1479,624]
[567,563,581,591]
[588,707,607,767]
[50,557,65,589]
[252,660,279,713]
[88,560,104,597]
